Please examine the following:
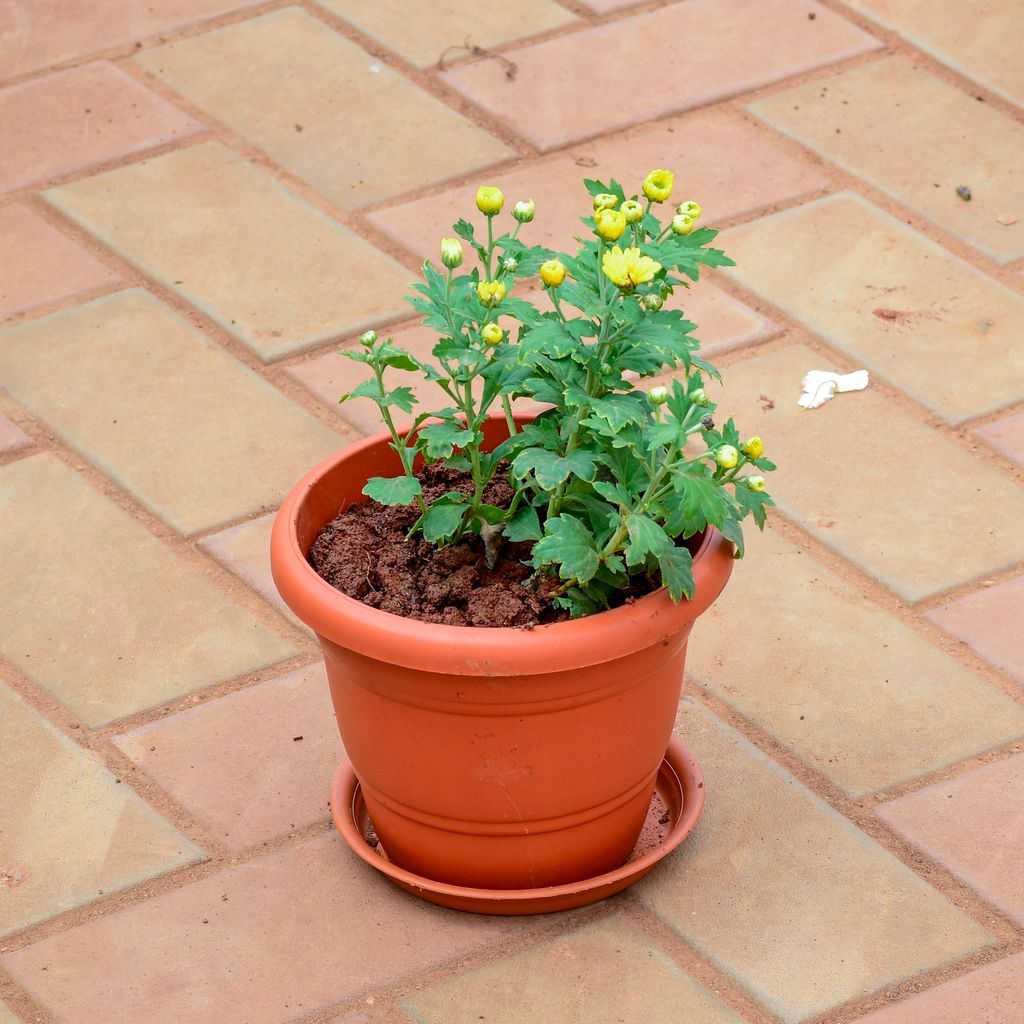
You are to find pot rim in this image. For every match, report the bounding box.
[271,426,735,676]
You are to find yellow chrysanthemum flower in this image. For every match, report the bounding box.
[621,199,644,223]
[480,322,503,345]
[539,259,567,287]
[715,445,739,470]
[642,169,674,203]
[440,237,463,269]
[476,279,507,305]
[601,246,661,290]
[741,436,764,459]
[475,186,504,216]
[594,208,627,242]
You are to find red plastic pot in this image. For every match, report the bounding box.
[271,416,733,891]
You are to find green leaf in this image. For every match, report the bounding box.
[625,514,671,567]
[592,480,632,507]
[505,503,542,542]
[657,545,695,602]
[475,503,507,525]
[511,448,597,490]
[534,515,601,583]
[422,498,467,543]
[338,348,374,365]
[582,177,626,204]
[344,380,417,413]
[733,483,775,530]
[517,319,578,360]
[676,472,732,528]
[362,476,422,506]
[452,218,486,259]
[416,421,475,459]
[374,341,420,372]
[718,516,745,558]
[553,586,603,619]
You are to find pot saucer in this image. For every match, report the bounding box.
[329,736,705,915]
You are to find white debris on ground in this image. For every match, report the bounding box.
[798,369,870,410]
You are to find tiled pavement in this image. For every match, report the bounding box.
[1,0,1022,1021]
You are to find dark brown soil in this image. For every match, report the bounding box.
[309,465,658,628]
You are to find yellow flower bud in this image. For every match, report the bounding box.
[593,192,618,211]
[440,236,463,269]
[512,198,535,223]
[671,213,696,235]
[647,386,669,405]
[359,330,377,347]
[480,322,503,346]
[689,388,708,406]
[476,279,507,306]
[675,200,702,220]
[475,185,504,216]
[539,259,567,287]
[746,475,766,492]
[594,208,627,242]
[715,445,739,470]
[642,169,674,204]
[642,292,664,311]
[621,199,644,223]
[741,436,764,460]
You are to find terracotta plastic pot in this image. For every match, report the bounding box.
[271,416,733,891]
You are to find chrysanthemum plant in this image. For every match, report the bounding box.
[342,170,775,618]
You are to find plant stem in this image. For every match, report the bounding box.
[372,361,427,515]
[501,393,517,436]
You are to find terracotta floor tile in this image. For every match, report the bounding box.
[721,192,1024,425]
[974,411,1024,468]
[689,527,1024,797]
[44,141,411,361]
[401,915,743,1024]
[0,62,200,191]
[848,952,1024,1024]
[0,204,120,317]
[369,107,828,261]
[877,753,1024,926]
[926,576,1024,686]
[840,0,1024,108]
[136,9,512,209]
[0,415,32,454]
[706,343,1024,601]
[0,290,345,534]
[748,57,1024,264]
[199,512,306,630]
[2,834,528,1024]
[441,0,880,151]
[0,455,297,725]
[0,0,266,80]
[637,700,994,1024]
[0,682,203,937]
[114,665,341,852]
[314,0,578,70]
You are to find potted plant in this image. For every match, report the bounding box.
[271,169,774,913]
